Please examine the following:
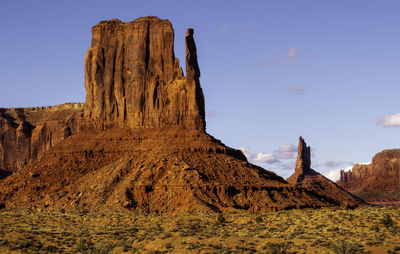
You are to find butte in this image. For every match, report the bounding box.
[0,17,359,212]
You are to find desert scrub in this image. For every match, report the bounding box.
[0,207,399,253]
[216,213,227,225]
[261,241,289,254]
[330,239,361,254]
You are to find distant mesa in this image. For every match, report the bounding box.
[287,137,365,207]
[0,16,363,212]
[337,149,400,205]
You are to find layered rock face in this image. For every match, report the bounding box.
[287,137,364,207]
[337,149,400,204]
[0,104,83,173]
[83,17,205,130]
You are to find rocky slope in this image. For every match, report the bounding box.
[0,128,340,212]
[0,103,83,173]
[0,16,354,212]
[337,149,400,205]
[287,137,364,207]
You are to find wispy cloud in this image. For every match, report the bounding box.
[260,57,270,67]
[261,47,301,67]
[286,47,298,65]
[377,113,400,127]
[276,144,297,159]
[219,25,230,32]
[288,85,307,95]
[317,160,354,169]
[240,143,297,165]
[207,109,216,118]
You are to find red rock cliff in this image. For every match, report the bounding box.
[337,149,400,204]
[0,104,83,173]
[83,17,205,130]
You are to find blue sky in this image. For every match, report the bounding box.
[1,0,399,180]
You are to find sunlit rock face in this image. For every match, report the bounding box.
[337,149,400,204]
[83,17,205,131]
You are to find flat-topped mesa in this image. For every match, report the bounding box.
[295,136,312,174]
[83,16,205,131]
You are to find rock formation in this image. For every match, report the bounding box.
[83,17,205,130]
[287,137,364,207]
[337,149,400,205]
[0,17,357,212]
[0,103,83,173]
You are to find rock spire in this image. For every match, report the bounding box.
[295,136,311,174]
[287,136,364,207]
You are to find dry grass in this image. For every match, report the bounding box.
[0,207,399,253]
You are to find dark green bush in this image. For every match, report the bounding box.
[381,214,394,228]
[216,213,226,225]
[255,215,264,223]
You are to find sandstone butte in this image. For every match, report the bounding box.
[286,137,364,207]
[0,16,363,212]
[336,149,400,205]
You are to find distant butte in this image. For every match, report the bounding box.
[337,149,400,205]
[0,17,362,212]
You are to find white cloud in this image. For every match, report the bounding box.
[240,144,298,164]
[253,152,279,163]
[239,147,280,164]
[276,144,297,159]
[288,85,307,95]
[323,162,371,181]
[324,166,352,182]
[240,147,252,158]
[377,113,400,127]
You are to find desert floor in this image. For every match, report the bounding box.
[0,207,399,253]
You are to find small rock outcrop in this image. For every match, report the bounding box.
[337,149,400,205]
[287,137,364,207]
[83,17,205,130]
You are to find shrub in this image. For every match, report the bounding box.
[381,214,394,228]
[75,238,94,253]
[330,240,360,254]
[216,214,226,225]
[255,215,263,223]
[261,242,289,254]
[370,223,380,232]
